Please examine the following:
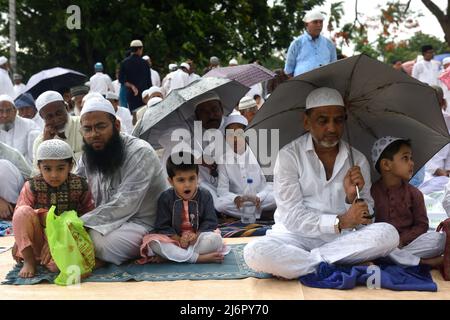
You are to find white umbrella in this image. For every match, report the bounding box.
[134,77,249,149]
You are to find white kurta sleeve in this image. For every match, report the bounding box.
[215,164,241,216]
[274,148,338,236]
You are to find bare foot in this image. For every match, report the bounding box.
[196,252,224,264]
[420,256,444,269]
[19,260,36,278]
[146,255,167,264]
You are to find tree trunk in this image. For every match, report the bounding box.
[421,0,450,47]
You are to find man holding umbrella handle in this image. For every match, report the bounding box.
[243,87,399,280]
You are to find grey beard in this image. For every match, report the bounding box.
[0,122,14,131]
[312,135,339,148]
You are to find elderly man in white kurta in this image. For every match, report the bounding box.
[0,95,40,165]
[76,97,168,265]
[243,87,399,279]
[215,115,276,218]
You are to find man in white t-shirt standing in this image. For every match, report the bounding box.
[412,45,441,86]
[89,62,115,96]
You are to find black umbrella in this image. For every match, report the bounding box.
[25,67,86,98]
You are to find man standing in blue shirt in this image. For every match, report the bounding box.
[284,10,337,78]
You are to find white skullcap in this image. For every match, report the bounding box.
[238,96,257,110]
[169,63,177,71]
[142,55,150,61]
[0,94,15,105]
[180,62,190,71]
[229,58,238,66]
[36,91,64,112]
[303,10,325,23]
[0,56,7,66]
[80,97,116,117]
[224,114,248,128]
[105,91,119,100]
[82,92,104,104]
[130,40,143,47]
[37,139,74,161]
[141,89,150,99]
[443,57,450,66]
[305,87,344,110]
[146,86,162,98]
[147,97,163,108]
[193,91,221,108]
[371,136,404,168]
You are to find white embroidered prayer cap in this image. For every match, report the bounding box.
[80,97,116,117]
[168,63,178,71]
[147,86,163,97]
[35,91,64,112]
[371,136,404,168]
[303,10,325,23]
[0,56,7,66]
[224,114,248,128]
[229,58,238,66]
[130,40,143,47]
[180,62,190,71]
[238,96,257,110]
[0,94,15,105]
[81,92,104,104]
[147,97,163,108]
[443,57,450,66]
[105,91,119,101]
[193,91,221,109]
[37,139,74,161]
[305,87,344,110]
[142,55,150,61]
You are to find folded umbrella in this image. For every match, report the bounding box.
[249,54,450,179]
[25,67,86,99]
[203,63,275,88]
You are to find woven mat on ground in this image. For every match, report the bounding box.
[2,244,271,285]
[218,217,272,238]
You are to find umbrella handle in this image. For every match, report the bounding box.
[355,185,361,200]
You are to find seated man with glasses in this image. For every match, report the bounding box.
[76,97,168,265]
[32,91,83,173]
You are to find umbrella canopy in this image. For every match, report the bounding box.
[134,77,249,149]
[0,142,31,179]
[434,53,450,63]
[203,63,276,88]
[25,67,86,99]
[249,54,450,179]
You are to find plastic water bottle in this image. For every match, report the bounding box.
[240,178,258,224]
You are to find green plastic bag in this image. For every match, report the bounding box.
[45,206,95,286]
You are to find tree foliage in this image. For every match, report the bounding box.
[0,0,325,80]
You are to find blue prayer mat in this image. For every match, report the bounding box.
[0,221,12,236]
[299,262,437,292]
[2,244,272,285]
